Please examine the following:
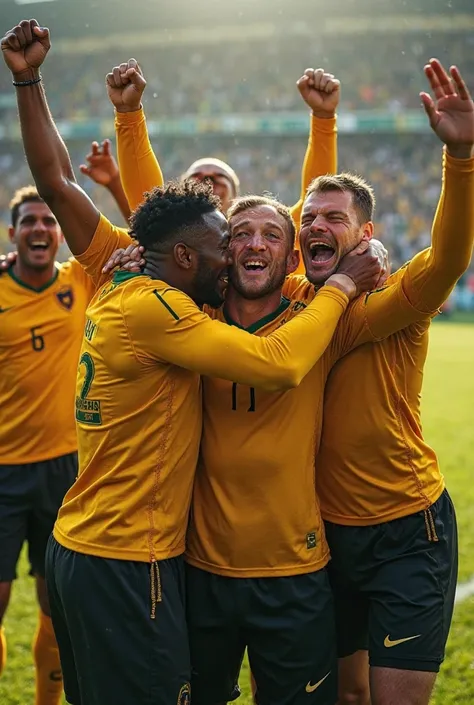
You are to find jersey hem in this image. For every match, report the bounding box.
[1,444,78,466]
[321,483,445,526]
[53,526,185,562]
[183,551,330,577]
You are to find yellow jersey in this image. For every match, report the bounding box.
[54,214,350,563]
[317,150,474,525]
[0,260,94,464]
[186,261,438,578]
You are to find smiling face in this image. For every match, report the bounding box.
[9,200,62,271]
[229,204,299,299]
[300,189,373,285]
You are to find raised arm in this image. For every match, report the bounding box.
[108,59,164,211]
[1,20,100,256]
[329,58,474,354]
[291,68,339,274]
[404,59,474,311]
[127,284,351,392]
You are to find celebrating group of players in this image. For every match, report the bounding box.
[0,16,473,705]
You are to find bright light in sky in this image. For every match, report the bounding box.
[15,0,58,5]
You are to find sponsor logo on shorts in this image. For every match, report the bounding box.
[305,672,331,693]
[177,682,191,705]
[384,634,421,648]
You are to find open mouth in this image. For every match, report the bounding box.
[242,259,268,272]
[28,240,50,251]
[309,241,336,264]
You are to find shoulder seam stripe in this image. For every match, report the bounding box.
[153,289,180,321]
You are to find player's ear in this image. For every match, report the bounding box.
[173,242,193,270]
[361,221,374,241]
[286,249,300,275]
[8,225,16,243]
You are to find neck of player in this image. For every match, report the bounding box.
[224,285,284,329]
[13,260,56,290]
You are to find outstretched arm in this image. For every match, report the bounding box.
[126,284,351,392]
[108,59,164,211]
[1,20,100,256]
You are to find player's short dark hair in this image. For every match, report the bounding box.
[9,186,44,227]
[306,173,376,224]
[227,195,296,249]
[129,179,222,250]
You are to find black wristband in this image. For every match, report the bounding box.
[12,74,42,87]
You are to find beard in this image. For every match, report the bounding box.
[229,262,287,300]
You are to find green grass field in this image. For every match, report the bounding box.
[1,323,473,704]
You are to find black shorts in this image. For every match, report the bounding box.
[186,564,337,705]
[0,452,77,581]
[324,489,458,673]
[45,536,190,705]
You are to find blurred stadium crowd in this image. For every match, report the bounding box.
[0,23,473,309]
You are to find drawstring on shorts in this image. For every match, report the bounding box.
[150,560,162,619]
[423,508,439,542]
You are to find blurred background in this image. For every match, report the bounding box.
[0,0,473,313]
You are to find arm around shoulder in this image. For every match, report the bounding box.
[123,283,349,391]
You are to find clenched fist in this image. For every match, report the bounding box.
[297,68,340,119]
[1,18,50,79]
[106,58,146,113]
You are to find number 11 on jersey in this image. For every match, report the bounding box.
[231,383,256,412]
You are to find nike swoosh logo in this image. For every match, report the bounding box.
[306,672,331,693]
[384,634,421,648]
[0,306,13,313]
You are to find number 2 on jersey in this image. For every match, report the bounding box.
[75,352,102,425]
[231,383,256,412]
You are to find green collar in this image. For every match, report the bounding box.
[224,296,290,333]
[112,271,146,284]
[8,266,59,293]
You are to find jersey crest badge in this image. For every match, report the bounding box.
[56,287,74,310]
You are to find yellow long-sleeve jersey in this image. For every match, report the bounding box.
[54,213,350,563]
[185,237,446,578]
[318,152,474,525]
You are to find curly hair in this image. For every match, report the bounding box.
[227,194,296,248]
[10,186,44,227]
[129,179,222,250]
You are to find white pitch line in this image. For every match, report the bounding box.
[454,575,474,605]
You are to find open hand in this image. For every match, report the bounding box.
[101,243,145,274]
[421,59,474,159]
[80,139,119,187]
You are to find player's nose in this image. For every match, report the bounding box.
[310,217,328,234]
[246,234,266,250]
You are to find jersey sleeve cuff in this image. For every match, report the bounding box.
[114,107,145,125]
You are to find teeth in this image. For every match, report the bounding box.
[244,260,266,269]
[310,242,333,253]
